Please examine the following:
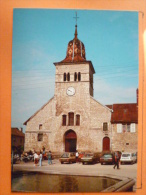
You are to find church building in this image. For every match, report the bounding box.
[24,24,113,154]
[24,23,138,154]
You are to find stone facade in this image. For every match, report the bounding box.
[24,61,112,154]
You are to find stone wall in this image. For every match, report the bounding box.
[111,124,138,152]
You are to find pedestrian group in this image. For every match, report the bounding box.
[33,147,53,167]
[33,148,121,169]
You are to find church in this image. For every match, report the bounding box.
[24,23,138,155]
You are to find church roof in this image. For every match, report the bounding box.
[106,103,138,123]
[58,24,87,63]
[54,24,95,73]
[62,25,86,63]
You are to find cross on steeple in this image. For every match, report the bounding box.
[73,12,79,25]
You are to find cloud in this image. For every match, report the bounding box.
[93,76,137,105]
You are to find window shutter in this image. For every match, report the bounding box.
[117,124,122,133]
[130,123,136,133]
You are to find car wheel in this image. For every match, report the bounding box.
[61,162,63,164]
[82,162,84,165]
[101,163,103,165]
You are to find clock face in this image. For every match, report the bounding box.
[66,87,75,96]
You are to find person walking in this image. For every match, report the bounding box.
[39,151,42,167]
[48,151,52,165]
[113,151,120,169]
[34,151,39,166]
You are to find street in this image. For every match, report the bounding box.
[13,159,137,183]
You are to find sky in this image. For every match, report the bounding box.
[12,9,138,131]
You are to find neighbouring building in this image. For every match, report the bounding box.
[106,101,138,152]
[11,127,25,151]
[24,24,138,155]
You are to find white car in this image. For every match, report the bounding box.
[120,152,137,165]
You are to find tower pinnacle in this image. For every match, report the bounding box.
[73,12,79,39]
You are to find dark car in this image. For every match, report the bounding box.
[81,153,99,165]
[59,152,76,164]
[100,153,114,165]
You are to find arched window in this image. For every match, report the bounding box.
[78,72,81,81]
[68,112,74,126]
[76,115,80,126]
[67,73,70,81]
[62,115,67,126]
[74,72,77,81]
[64,73,66,81]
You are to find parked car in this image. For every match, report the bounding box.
[22,154,34,162]
[100,153,114,165]
[81,153,99,165]
[59,152,76,164]
[78,152,85,162]
[120,152,137,164]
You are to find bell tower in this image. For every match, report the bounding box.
[53,15,95,115]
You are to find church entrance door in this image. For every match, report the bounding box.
[65,130,77,152]
[103,137,110,151]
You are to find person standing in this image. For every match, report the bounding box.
[34,152,38,166]
[42,146,46,160]
[76,150,79,163]
[39,151,42,167]
[113,151,120,169]
[48,151,52,165]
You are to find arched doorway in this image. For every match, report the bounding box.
[103,137,110,151]
[64,130,77,152]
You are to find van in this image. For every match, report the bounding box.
[120,152,137,164]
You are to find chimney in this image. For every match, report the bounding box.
[136,88,138,105]
[19,127,23,132]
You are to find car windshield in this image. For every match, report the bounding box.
[104,154,112,158]
[61,153,69,158]
[122,154,130,157]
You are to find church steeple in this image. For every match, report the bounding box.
[74,25,78,40]
[60,12,86,63]
[74,12,79,40]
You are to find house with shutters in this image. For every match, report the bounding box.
[106,97,138,152]
[23,23,138,155]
